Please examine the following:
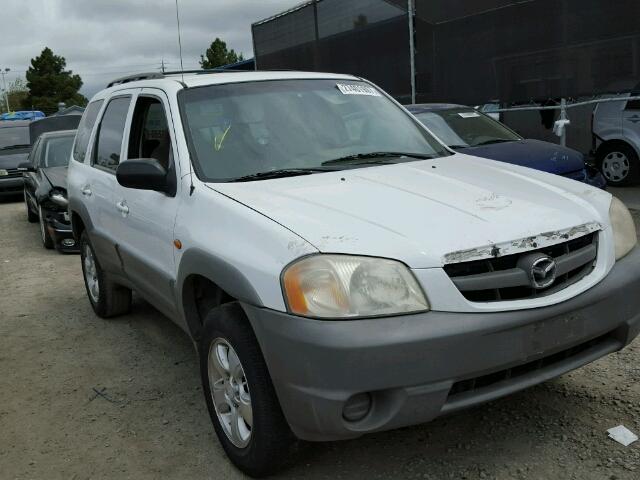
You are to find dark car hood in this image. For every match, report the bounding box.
[0,150,29,169]
[459,139,585,175]
[42,166,68,189]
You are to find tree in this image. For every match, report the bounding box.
[22,47,87,114]
[199,38,244,69]
[0,79,29,114]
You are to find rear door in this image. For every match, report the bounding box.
[86,93,135,274]
[113,89,180,317]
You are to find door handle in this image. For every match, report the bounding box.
[81,185,92,196]
[116,200,129,216]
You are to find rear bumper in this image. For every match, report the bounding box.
[245,247,640,441]
[0,177,23,196]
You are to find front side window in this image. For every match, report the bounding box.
[414,109,521,149]
[127,97,172,170]
[73,99,103,162]
[42,135,75,167]
[0,125,30,150]
[179,79,449,182]
[93,96,131,171]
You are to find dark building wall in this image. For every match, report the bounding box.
[254,0,640,106]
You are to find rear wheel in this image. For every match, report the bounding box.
[38,205,54,249]
[80,231,132,318]
[199,303,296,477]
[598,143,640,186]
[24,190,37,223]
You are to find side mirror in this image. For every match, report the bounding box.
[116,158,171,193]
[17,162,35,172]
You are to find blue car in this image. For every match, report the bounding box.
[407,104,606,189]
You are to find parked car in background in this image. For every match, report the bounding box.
[20,130,77,252]
[68,71,638,477]
[592,85,640,186]
[0,110,45,121]
[408,104,607,189]
[0,120,31,197]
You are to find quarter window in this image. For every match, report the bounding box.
[72,99,103,163]
[93,96,131,171]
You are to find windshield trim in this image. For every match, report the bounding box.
[177,78,452,184]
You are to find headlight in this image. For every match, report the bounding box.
[610,196,637,260]
[282,255,429,318]
[49,189,68,207]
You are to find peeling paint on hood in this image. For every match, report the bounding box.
[211,154,612,269]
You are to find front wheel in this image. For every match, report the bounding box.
[25,189,37,223]
[199,303,296,477]
[38,205,54,249]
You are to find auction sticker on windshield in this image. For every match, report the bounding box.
[336,84,381,96]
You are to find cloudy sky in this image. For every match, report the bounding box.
[0,0,298,101]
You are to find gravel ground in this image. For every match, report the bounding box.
[1,198,639,480]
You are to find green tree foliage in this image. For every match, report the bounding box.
[199,38,244,69]
[0,79,29,114]
[22,47,87,113]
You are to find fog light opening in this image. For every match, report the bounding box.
[61,239,75,247]
[342,393,372,422]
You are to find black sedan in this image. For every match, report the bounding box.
[0,120,31,197]
[20,130,77,252]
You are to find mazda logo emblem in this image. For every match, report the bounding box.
[530,256,557,289]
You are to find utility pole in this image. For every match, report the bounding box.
[0,68,10,113]
[407,0,416,104]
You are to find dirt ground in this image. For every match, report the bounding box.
[1,197,640,480]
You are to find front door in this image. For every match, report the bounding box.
[114,89,181,318]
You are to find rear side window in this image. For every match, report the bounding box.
[625,99,640,111]
[93,96,131,172]
[72,99,103,162]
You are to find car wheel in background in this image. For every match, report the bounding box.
[598,143,640,186]
[25,190,38,223]
[199,302,296,477]
[79,231,132,318]
[38,205,54,249]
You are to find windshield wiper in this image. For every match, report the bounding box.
[0,144,31,151]
[229,168,332,182]
[321,151,435,166]
[474,139,513,146]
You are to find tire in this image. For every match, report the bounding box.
[79,231,132,318]
[199,303,296,477]
[25,190,37,223]
[38,205,54,249]
[597,142,640,186]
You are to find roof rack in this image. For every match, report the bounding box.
[106,69,246,88]
[106,72,164,88]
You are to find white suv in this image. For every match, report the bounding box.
[68,71,640,477]
[593,85,640,185]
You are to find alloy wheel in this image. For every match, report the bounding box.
[83,244,100,303]
[208,338,253,448]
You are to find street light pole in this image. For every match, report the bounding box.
[0,68,10,113]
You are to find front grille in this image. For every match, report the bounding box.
[1,168,23,179]
[444,232,597,302]
[448,331,612,399]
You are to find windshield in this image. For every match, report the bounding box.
[41,135,74,167]
[179,79,450,182]
[413,109,520,148]
[0,125,30,149]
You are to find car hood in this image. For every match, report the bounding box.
[42,166,68,190]
[0,151,29,169]
[211,154,612,268]
[459,139,585,175]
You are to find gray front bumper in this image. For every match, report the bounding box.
[244,247,640,441]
